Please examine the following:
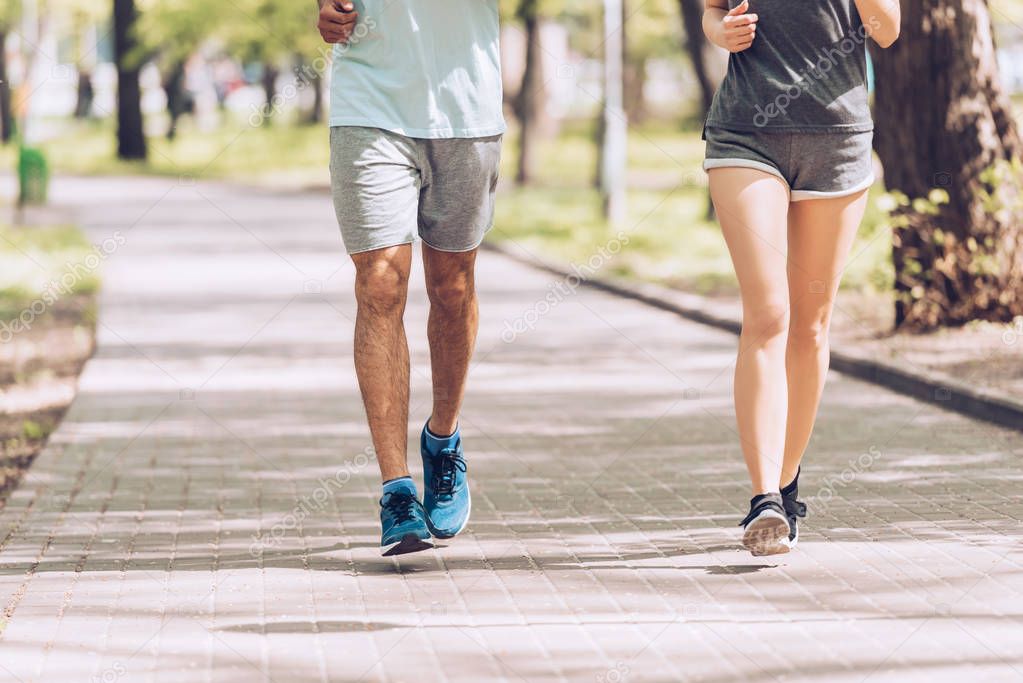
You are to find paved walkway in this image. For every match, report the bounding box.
[1,176,1021,683]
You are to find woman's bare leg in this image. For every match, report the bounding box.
[708,167,792,495]
[781,190,869,486]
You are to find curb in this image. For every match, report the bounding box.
[484,241,1023,434]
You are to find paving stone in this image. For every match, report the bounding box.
[0,177,1020,683]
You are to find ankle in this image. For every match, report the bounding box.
[382,475,416,496]
[380,469,411,484]
[427,418,458,438]
[780,467,801,494]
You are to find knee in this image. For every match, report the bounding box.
[789,309,832,351]
[354,261,408,315]
[427,273,475,313]
[741,303,790,347]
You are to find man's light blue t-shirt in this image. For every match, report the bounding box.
[329,1,506,139]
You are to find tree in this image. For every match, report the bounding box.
[677,0,725,219]
[114,0,147,160]
[677,0,725,115]
[870,0,1023,329]
[161,59,190,139]
[600,0,626,225]
[54,0,108,120]
[137,0,217,138]
[0,1,15,143]
[301,61,325,125]
[284,6,332,126]
[512,0,546,185]
[620,0,679,122]
[221,0,325,126]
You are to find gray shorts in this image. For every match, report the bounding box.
[703,126,874,201]
[329,126,502,254]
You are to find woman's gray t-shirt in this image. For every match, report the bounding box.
[705,0,873,133]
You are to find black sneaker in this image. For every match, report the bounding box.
[780,469,807,549]
[738,492,790,556]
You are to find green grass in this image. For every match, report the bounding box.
[17,116,892,296]
[0,223,100,320]
[493,121,892,295]
[5,117,332,185]
[21,420,46,440]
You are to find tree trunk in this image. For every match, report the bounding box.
[114,0,146,160]
[72,11,95,121]
[870,0,1023,330]
[620,0,645,124]
[163,59,186,140]
[600,0,627,225]
[678,0,726,220]
[74,69,95,119]
[514,0,544,186]
[678,0,726,114]
[261,63,279,126]
[0,31,12,143]
[303,63,324,125]
[623,58,647,124]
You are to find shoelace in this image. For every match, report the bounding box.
[431,448,467,497]
[382,491,419,524]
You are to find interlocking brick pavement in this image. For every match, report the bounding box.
[0,176,1020,683]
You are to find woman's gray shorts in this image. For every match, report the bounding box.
[703,126,874,201]
[330,126,502,254]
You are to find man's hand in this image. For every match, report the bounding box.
[318,1,358,45]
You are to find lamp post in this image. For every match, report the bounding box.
[600,0,627,227]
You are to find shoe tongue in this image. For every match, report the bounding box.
[424,424,460,454]
[383,477,417,497]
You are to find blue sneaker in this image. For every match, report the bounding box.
[421,424,471,539]
[379,485,433,556]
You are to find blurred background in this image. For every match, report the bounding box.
[0,0,1021,499]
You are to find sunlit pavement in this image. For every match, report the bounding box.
[0,175,1021,683]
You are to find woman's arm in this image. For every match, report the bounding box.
[703,0,759,53]
[853,0,900,48]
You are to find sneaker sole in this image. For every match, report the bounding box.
[426,488,471,540]
[785,523,799,550]
[382,533,434,557]
[742,510,790,557]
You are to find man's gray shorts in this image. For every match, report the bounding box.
[703,126,874,201]
[330,126,502,254]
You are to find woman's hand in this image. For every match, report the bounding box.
[704,0,759,54]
